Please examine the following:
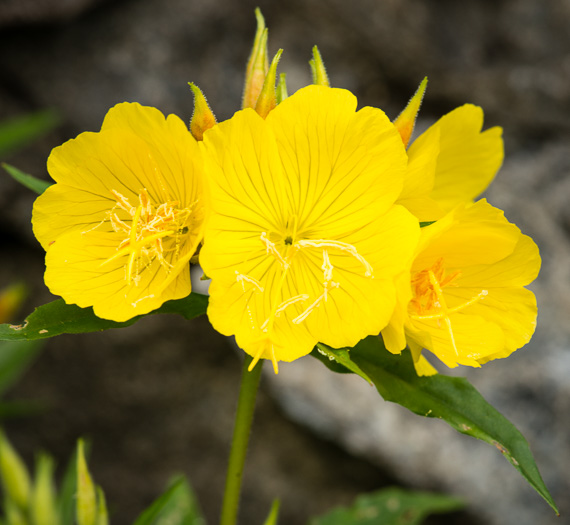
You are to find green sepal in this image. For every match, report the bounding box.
[309,487,463,525]
[315,336,558,514]
[309,46,330,87]
[0,293,209,341]
[133,476,206,525]
[276,73,288,104]
[2,163,52,194]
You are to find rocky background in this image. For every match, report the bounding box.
[0,0,569,524]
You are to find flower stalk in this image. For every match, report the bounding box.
[220,355,263,525]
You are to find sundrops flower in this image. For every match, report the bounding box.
[200,85,419,373]
[397,102,504,222]
[32,103,205,322]
[382,199,540,371]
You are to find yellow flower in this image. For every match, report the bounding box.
[397,103,504,222]
[200,85,419,373]
[382,199,540,371]
[32,103,205,322]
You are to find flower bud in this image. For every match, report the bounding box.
[189,83,216,141]
[393,77,428,148]
[255,49,283,119]
[0,283,26,323]
[243,8,269,109]
[31,453,58,525]
[0,429,31,511]
[76,440,97,525]
[309,46,330,87]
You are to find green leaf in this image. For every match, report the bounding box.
[0,340,43,395]
[312,343,372,384]
[133,476,206,525]
[2,163,52,194]
[0,109,59,158]
[262,499,280,525]
[419,221,436,228]
[309,487,463,525]
[0,293,209,341]
[342,336,558,514]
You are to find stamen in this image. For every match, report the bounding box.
[248,345,266,371]
[275,294,309,316]
[100,230,175,267]
[110,190,135,215]
[292,281,339,324]
[321,249,333,281]
[410,263,490,357]
[260,294,309,331]
[260,232,289,269]
[296,239,373,277]
[236,271,264,293]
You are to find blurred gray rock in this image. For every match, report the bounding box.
[0,0,568,523]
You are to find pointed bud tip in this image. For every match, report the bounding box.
[255,49,284,119]
[310,45,330,87]
[189,83,216,141]
[394,76,428,148]
[243,10,270,109]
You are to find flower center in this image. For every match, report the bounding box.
[100,188,195,285]
[409,257,488,355]
[237,215,374,372]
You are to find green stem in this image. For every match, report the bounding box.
[220,355,263,525]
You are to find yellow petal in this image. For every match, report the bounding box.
[100,103,204,206]
[32,184,114,251]
[423,104,503,210]
[397,125,443,221]
[45,229,194,322]
[267,85,407,231]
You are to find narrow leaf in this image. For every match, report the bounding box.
[133,476,205,525]
[2,163,52,194]
[0,109,59,158]
[309,487,463,525]
[343,336,558,514]
[0,293,209,341]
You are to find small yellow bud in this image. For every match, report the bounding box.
[309,46,330,87]
[189,83,217,141]
[255,49,283,119]
[0,429,31,510]
[76,440,97,525]
[31,453,59,525]
[243,8,269,109]
[393,77,428,148]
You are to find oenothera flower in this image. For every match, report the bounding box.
[32,103,205,321]
[396,102,504,222]
[383,199,540,370]
[200,85,419,372]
